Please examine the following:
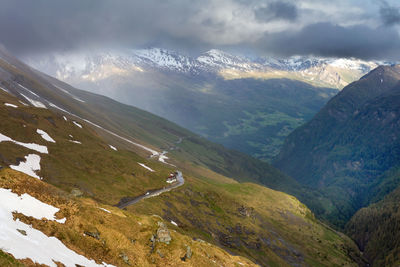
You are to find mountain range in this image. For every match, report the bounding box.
[27,48,384,162]
[29,48,381,89]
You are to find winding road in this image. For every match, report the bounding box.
[116,171,184,209]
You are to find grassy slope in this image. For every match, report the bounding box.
[128,173,362,266]
[0,90,173,204]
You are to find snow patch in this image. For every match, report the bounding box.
[0,133,48,154]
[109,145,117,151]
[0,188,113,267]
[99,208,111,214]
[138,163,155,172]
[63,116,68,121]
[69,140,82,144]
[20,93,46,108]
[0,188,64,222]
[36,129,56,143]
[10,154,42,180]
[4,103,17,108]
[73,121,83,128]
[170,220,178,227]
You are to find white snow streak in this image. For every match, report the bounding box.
[69,140,82,144]
[0,133,48,154]
[109,145,117,151]
[138,163,155,172]
[73,121,82,128]
[17,83,40,97]
[0,86,9,93]
[4,103,17,108]
[52,84,85,103]
[36,129,56,143]
[99,208,111,214]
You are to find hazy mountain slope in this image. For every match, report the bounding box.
[0,47,299,193]
[274,65,400,227]
[28,49,342,161]
[0,47,362,266]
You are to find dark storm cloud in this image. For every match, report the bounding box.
[254,2,298,22]
[0,0,207,56]
[1,0,400,60]
[379,1,400,26]
[258,22,400,60]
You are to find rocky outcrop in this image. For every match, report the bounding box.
[156,222,171,244]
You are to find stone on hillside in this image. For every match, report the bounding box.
[17,229,27,236]
[181,245,192,261]
[84,230,100,240]
[119,253,130,265]
[156,249,164,258]
[238,205,255,218]
[71,188,83,197]
[156,222,172,244]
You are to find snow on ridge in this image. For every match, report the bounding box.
[17,83,40,97]
[52,84,85,103]
[0,86,9,93]
[73,121,83,128]
[0,133,48,154]
[138,163,155,172]
[0,188,114,267]
[10,154,42,180]
[36,129,56,143]
[4,103,18,108]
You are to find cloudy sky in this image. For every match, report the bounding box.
[1,0,400,59]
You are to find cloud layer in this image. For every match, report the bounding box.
[0,0,400,60]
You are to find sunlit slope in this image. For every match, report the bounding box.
[0,167,257,267]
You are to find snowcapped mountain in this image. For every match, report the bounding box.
[27,48,386,89]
